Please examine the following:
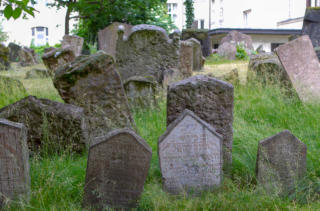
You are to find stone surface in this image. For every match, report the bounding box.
[212,68,239,85]
[42,47,75,76]
[275,35,320,103]
[159,109,222,195]
[116,24,180,83]
[0,119,30,208]
[181,29,212,57]
[25,68,50,79]
[217,41,237,60]
[220,30,254,50]
[302,8,320,60]
[61,35,84,57]
[0,76,27,97]
[44,47,56,54]
[8,43,21,62]
[162,68,182,88]
[167,75,233,173]
[18,47,36,66]
[0,96,86,152]
[83,129,152,210]
[0,44,10,70]
[98,22,133,58]
[256,130,307,195]
[54,51,136,144]
[123,76,157,108]
[179,41,193,78]
[187,38,204,70]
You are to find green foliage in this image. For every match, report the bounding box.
[1,0,36,20]
[184,0,194,29]
[236,44,249,60]
[29,43,61,57]
[206,54,235,65]
[0,20,8,42]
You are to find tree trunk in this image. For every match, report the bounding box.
[65,5,71,35]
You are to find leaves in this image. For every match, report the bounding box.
[4,5,13,19]
[12,7,22,19]
[2,0,35,20]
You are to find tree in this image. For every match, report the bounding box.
[184,0,194,29]
[0,21,8,42]
[1,0,36,20]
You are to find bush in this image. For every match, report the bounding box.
[236,44,249,60]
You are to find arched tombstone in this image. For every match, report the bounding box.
[0,119,30,208]
[61,35,84,57]
[256,130,307,196]
[158,109,223,195]
[83,129,152,210]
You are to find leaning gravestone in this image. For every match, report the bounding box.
[179,41,193,78]
[8,43,21,62]
[98,22,132,58]
[116,24,180,83]
[54,51,136,144]
[83,129,152,210]
[302,8,320,60]
[42,47,75,76]
[61,35,84,57]
[275,35,320,103]
[0,119,30,208]
[159,109,223,195]
[167,75,233,174]
[186,38,204,71]
[18,47,36,66]
[256,130,307,195]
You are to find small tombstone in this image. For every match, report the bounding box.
[42,47,75,76]
[187,38,204,71]
[123,76,157,108]
[179,41,193,78]
[8,43,21,62]
[167,75,234,174]
[83,129,152,210]
[275,35,320,103]
[0,44,10,70]
[18,47,36,66]
[0,119,30,208]
[54,51,136,144]
[159,110,223,195]
[256,130,307,195]
[61,35,84,57]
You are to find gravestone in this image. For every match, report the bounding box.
[302,8,320,60]
[0,119,30,208]
[123,76,157,108]
[217,41,237,60]
[256,130,307,195]
[179,41,193,78]
[275,35,320,103]
[83,129,152,210]
[98,22,132,58]
[42,47,76,76]
[25,68,50,79]
[181,30,212,57]
[159,109,223,195]
[116,24,180,83]
[167,75,234,174]
[54,51,136,144]
[8,43,21,62]
[18,47,36,66]
[61,35,84,57]
[0,44,10,70]
[186,38,204,70]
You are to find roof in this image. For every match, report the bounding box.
[209,28,302,36]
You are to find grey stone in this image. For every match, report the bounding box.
[275,35,320,103]
[44,47,56,54]
[220,30,254,50]
[187,38,204,70]
[18,47,36,67]
[167,75,234,174]
[181,30,212,57]
[98,22,132,58]
[61,35,84,57]
[256,44,265,53]
[8,43,21,62]
[42,47,76,76]
[25,68,50,79]
[162,68,182,88]
[116,24,180,83]
[302,8,320,60]
[0,96,86,152]
[159,109,223,195]
[0,119,30,208]
[0,44,10,70]
[256,130,307,195]
[179,41,193,78]
[83,129,152,210]
[217,41,237,60]
[54,51,136,144]
[212,68,239,85]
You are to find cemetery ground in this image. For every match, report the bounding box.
[1,60,320,210]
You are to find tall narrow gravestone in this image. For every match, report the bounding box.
[83,129,152,210]
[0,119,30,208]
[256,130,307,195]
[167,75,233,174]
[61,35,84,57]
[275,35,320,103]
[302,8,320,60]
[159,109,223,195]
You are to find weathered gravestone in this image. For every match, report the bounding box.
[217,41,237,60]
[159,109,223,195]
[179,41,193,78]
[0,119,30,208]
[98,22,132,58]
[42,47,75,76]
[167,75,233,174]
[116,24,180,83]
[8,43,21,62]
[275,35,320,103]
[25,68,50,79]
[54,51,136,145]
[256,130,307,195]
[0,96,86,152]
[186,38,205,71]
[18,47,36,66]
[302,8,320,60]
[181,29,212,57]
[61,35,84,57]
[83,129,152,210]
[0,44,10,70]
[123,76,157,108]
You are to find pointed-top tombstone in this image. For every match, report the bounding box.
[256,130,307,195]
[0,119,30,208]
[158,109,223,195]
[83,129,152,210]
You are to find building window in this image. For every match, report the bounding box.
[46,28,48,36]
[32,28,35,36]
[243,9,251,27]
[200,19,205,29]
[220,7,223,17]
[36,27,44,32]
[167,3,178,24]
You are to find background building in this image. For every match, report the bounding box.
[31,26,49,46]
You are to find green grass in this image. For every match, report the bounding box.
[1,63,320,210]
[206,54,249,65]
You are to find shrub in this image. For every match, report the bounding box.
[236,44,249,60]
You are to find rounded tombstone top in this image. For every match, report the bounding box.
[130,24,169,40]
